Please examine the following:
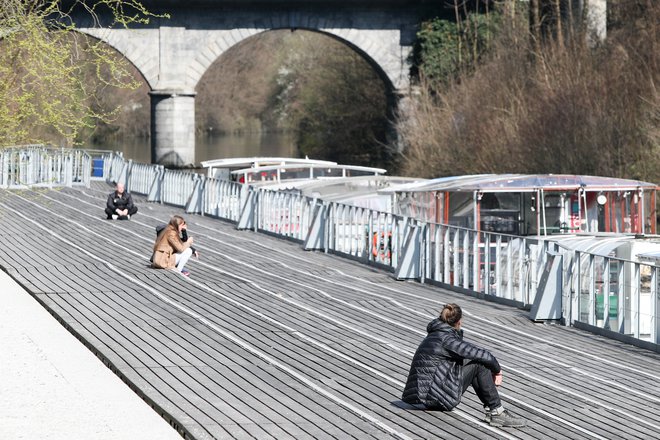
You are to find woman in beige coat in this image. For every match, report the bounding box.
[152,215,194,276]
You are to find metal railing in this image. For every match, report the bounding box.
[0,146,91,188]
[560,247,658,345]
[129,161,163,196]
[419,224,550,305]
[5,146,657,348]
[95,151,660,347]
[256,190,316,241]
[160,169,200,206]
[325,203,406,269]
[200,177,244,221]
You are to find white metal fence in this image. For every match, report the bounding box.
[4,146,658,348]
[200,177,243,221]
[0,146,91,188]
[561,248,658,344]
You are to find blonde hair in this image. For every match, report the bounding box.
[440,303,462,327]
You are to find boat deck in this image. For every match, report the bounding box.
[0,181,659,439]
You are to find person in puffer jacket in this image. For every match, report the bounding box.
[402,303,525,427]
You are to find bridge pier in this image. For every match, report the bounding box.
[150,90,196,167]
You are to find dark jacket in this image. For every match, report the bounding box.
[106,190,135,212]
[401,318,501,411]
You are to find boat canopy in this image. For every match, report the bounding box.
[387,174,658,193]
[387,174,658,236]
[200,157,337,179]
[230,162,387,184]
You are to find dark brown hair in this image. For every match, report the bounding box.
[153,215,186,251]
[440,303,462,327]
[168,215,186,229]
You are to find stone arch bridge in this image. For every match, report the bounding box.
[71,0,440,166]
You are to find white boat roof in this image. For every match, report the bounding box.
[200,157,337,169]
[230,162,387,177]
[380,173,658,193]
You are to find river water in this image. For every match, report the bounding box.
[96,131,298,165]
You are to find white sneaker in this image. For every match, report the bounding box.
[112,214,118,220]
[127,215,131,219]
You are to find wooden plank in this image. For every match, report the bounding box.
[2,185,660,440]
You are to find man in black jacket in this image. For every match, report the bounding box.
[105,182,138,220]
[402,303,525,427]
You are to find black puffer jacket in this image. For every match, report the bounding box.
[106,190,135,212]
[401,318,501,411]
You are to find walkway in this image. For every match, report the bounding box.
[0,263,180,439]
[0,182,659,440]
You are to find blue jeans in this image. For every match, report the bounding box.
[462,361,501,410]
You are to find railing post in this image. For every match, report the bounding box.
[576,251,582,324]
[472,231,480,292]
[519,238,527,303]
[603,258,611,329]
[422,223,430,283]
[506,240,513,299]
[303,200,327,251]
[463,230,470,289]
[453,230,460,287]
[395,222,423,280]
[1,150,8,187]
[147,165,165,203]
[443,227,450,284]
[484,233,491,295]
[495,235,502,296]
[237,187,257,230]
[64,154,73,187]
[617,260,626,334]
[326,203,335,254]
[633,263,641,339]
[652,266,659,344]
[588,254,596,325]
[185,174,205,214]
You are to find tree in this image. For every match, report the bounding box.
[272,31,390,169]
[413,10,500,87]
[398,1,659,183]
[0,0,162,147]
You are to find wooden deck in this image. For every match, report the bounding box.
[1,181,659,440]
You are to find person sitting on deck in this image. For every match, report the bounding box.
[151,215,194,276]
[402,303,526,428]
[105,182,138,220]
[153,223,199,260]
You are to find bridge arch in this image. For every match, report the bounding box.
[73,1,426,166]
[190,27,403,94]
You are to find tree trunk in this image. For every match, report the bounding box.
[529,0,542,52]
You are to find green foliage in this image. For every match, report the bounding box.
[414,12,500,86]
[271,32,390,168]
[0,0,164,147]
[415,19,462,84]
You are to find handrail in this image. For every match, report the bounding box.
[0,146,92,188]
[4,146,656,348]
